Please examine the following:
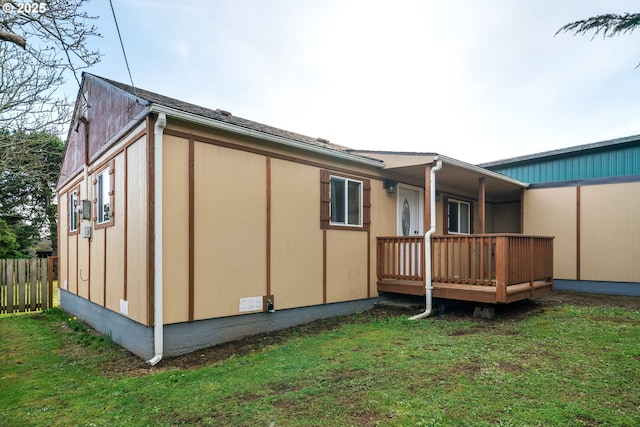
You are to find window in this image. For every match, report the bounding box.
[97,167,111,224]
[94,162,114,228]
[320,170,370,231]
[69,190,78,232]
[330,176,362,226]
[448,199,470,234]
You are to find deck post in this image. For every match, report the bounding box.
[495,236,507,303]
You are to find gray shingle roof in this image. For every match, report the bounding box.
[91,74,356,155]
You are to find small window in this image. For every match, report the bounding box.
[69,190,79,232]
[97,168,111,224]
[94,163,114,228]
[330,176,362,226]
[448,199,470,234]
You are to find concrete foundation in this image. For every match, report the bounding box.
[553,280,640,297]
[473,306,495,319]
[60,290,378,360]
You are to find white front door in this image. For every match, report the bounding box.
[397,186,423,236]
[397,185,424,277]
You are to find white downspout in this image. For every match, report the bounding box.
[410,159,443,320]
[147,113,166,366]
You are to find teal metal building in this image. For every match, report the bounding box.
[479,134,640,297]
[479,134,640,184]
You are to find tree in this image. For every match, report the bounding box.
[0,0,101,134]
[0,130,65,257]
[0,1,100,256]
[0,218,21,258]
[557,13,640,66]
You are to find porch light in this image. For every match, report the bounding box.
[384,179,397,193]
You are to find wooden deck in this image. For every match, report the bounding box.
[377,234,554,304]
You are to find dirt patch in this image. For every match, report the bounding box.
[85,291,639,375]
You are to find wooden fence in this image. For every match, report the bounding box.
[0,258,53,314]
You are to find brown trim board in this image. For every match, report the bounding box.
[576,186,581,281]
[188,138,195,321]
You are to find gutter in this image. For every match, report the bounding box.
[147,112,167,366]
[410,159,443,320]
[148,104,384,169]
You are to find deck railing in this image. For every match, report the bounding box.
[377,234,554,289]
[376,236,424,282]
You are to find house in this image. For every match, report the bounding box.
[480,136,640,296]
[57,74,553,363]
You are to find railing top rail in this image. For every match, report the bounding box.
[378,234,554,241]
[431,234,555,239]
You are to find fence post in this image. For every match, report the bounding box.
[48,256,54,309]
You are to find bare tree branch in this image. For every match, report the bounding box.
[0,28,25,47]
[0,0,100,134]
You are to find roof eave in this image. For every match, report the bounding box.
[437,154,529,187]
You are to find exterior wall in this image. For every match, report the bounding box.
[369,183,397,296]
[104,153,126,313]
[271,158,324,309]
[159,125,397,324]
[580,182,640,282]
[125,138,149,324]
[326,231,369,303]
[484,139,640,184]
[523,187,577,279]
[489,202,520,233]
[192,142,268,320]
[162,135,190,324]
[58,132,150,326]
[523,181,640,285]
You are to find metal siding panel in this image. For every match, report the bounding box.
[484,142,640,183]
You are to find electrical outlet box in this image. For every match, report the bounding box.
[120,299,128,315]
[80,225,92,239]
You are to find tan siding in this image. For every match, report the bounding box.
[580,182,640,282]
[524,187,576,279]
[326,231,368,303]
[89,228,105,306]
[491,202,520,233]
[77,231,89,298]
[100,153,125,312]
[125,138,149,324]
[162,135,190,324]
[68,234,78,294]
[270,159,323,309]
[369,182,397,296]
[193,142,267,319]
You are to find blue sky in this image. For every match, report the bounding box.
[62,0,640,164]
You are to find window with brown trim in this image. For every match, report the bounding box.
[69,188,79,233]
[94,162,114,228]
[320,170,370,231]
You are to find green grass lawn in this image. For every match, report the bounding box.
[1,292,639,426]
